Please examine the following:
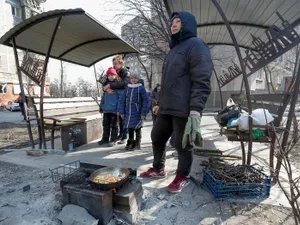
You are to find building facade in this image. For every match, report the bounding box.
[208,45,294,110]
[121,15,165,90]
[0,0,50,107]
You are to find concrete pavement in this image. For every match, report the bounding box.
[0,115,297,209]
[0,110,24,124]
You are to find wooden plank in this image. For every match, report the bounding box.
[43,111,101,124]
[35,101,99,110]
[33,97,100,103]
[227,135,271,143]
[230,93,289,116]
[224,130,271,143]
[250,94,289,103]
[42,106,99,117]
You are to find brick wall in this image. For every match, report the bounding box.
[0,83,50,107]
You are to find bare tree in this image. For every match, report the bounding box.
[104,0,170,87]
[49,78,60,97]
[94,65,105,97]
[274,121,300,224]
[60,61,67,97]
[110,0,170,60]
[64,82,78,98]
[76,78,97,97]
[137,55,154,88]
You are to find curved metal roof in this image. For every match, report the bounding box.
[0,9,138,67]
[163,0,300,50]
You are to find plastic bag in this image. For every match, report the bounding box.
[215,105,241,127]
[251,109,274,126]
[235,109,274,131]
[230,118,239,127]
[226,98,235,107]
[238,113,249,131]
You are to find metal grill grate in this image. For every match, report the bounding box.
[49,160,80,183]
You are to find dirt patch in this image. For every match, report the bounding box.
[134,188,294,225]
[0,162,61,225]
[0,122,59,150]
[0,162,295,225]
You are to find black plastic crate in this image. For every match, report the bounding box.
[203,165,271,200]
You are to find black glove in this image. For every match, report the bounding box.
[99,107,103,114]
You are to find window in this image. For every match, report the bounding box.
[33,86,40,95]
[13,85,28,95]
[257,71,264,80]
[33,86,46,96]
[11,5,21,18]
[0,84,7,94]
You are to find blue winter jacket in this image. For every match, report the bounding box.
[100,81,124,114]
[118,83,148,129]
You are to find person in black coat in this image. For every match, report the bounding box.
[140,11,213,193]
[103,55,130,144]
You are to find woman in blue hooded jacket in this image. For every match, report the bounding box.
[118,72,148,150]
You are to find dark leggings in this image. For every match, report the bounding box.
[128,128,142,145]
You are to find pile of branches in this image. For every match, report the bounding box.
[202,159,266,186]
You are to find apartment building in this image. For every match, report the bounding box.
[0,0,50,106]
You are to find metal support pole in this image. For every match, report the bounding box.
[40,16,62,149]
[263,67,271,94]
[212,0,253,164]
[12,38,35,149]
[93,65,101,98]
[239,79,244,95]
[213,67,224,109]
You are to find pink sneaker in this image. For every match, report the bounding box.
[140,168,166,178]
[167,174,190,193]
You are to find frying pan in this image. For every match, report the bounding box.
[88,167,130,190]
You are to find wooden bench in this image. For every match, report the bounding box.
[222,93,290,169]
[29,97,101,150]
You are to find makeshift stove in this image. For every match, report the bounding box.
[50,160,143,225]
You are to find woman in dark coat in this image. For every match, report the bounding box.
[103,55,130,144]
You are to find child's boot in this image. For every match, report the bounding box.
[125,140,133,150]
[135,129,142,150]
[128,140,136,151]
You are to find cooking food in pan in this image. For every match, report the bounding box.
[92,173,126,184]
[89,167,130,185]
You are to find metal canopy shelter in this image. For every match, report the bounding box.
[163,0,300,51]
[0,8,138,149]
[163,0,300,180]
[0,8,138,67]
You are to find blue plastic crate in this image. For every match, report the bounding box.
[203,165,271,200]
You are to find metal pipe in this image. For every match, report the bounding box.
[12,38,35,149]
[240,79,244,94]
[211,0,253,164]
[40,16,62,149]
[93,65,101,98]
[213,67,224,109]
[263,67,271,94]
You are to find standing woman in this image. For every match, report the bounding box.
[103,55,130,144]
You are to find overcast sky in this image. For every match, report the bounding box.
[43,0,128,84]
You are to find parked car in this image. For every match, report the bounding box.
[5,101,21,111]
